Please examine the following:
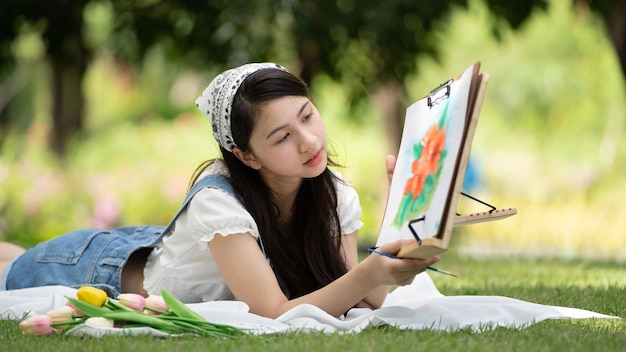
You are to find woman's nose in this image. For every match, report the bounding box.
[299,129,317,153]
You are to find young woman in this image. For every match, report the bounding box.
[0,63,439,319]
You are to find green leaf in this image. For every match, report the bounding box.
[102,311,179,332]
[160,288,206,321]
[105,299,134,312]
[158,315,245,336]
[65,296,112,317]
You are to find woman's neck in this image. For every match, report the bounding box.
[269,183,302,223]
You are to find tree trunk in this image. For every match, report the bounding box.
[50,58,85,158]
[372,79,405,156]
[48,28,87,159]
[604,1,626,78]
[295,39,320,87]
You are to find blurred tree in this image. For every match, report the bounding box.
[0,0,281,158]
[581,0,626,170]
[585,0,626,78]
[285,0,548,152]
[0,0,91,157]
[8,0,626,159]
[105,1,280,68]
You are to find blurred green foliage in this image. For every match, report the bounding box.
[0,0,624,262]
[406,0,626,261]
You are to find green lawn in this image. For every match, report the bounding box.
[2,250,624,352]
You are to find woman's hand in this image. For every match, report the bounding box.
[363,239,440,287]
[386,155,396,190]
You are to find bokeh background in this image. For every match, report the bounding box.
[1,0,624,263]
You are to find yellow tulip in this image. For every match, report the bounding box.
[76,286,108,307]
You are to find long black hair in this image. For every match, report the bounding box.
[191,68,347,298]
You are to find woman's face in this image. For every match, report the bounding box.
[242,95,328,186]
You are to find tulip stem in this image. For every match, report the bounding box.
[143,307,169,315]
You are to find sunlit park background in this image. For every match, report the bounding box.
[0,0,625,264]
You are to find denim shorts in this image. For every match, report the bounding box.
[1,225,165,298]
[1,174,237,298]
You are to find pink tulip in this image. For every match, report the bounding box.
[144,295,168,315]
[144,295,169,315]
[66,302,86,317]
[19,315,53,336]
[45,306,75,330]
[117,293,146,311]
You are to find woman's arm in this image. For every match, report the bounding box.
[339,153,401,310]
[209,232,439,319]
[340,231,389,309]
[207,154,436,319]
[340,154,401,309]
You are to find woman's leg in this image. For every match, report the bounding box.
[121,247,151,296]
[0,242,26,274]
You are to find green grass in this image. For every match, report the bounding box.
[2,248,624,352]
[1,2,625,349]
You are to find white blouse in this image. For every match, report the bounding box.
[143,161,364,303]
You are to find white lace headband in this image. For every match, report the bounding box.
[195,62,289,152]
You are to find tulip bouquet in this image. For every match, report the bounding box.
[19,286,245,338]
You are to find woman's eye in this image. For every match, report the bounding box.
[278,133,290,143]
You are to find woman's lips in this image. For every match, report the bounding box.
[305,149,323,167]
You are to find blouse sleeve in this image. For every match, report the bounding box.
[184,187,260,245]
[336,179,364,235]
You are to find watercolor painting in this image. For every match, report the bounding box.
[376,63,474,248]
[392,100,450,229]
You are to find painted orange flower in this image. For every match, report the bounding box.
[403,123,447,199]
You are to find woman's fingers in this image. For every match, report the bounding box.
[385,155,396,189]
[371,239,441,286]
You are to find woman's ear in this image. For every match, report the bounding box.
[232,147,262,170]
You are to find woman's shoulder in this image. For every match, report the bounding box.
[329,170,361,208]
[185,163,259,238]
[330,170,356,193]
[330,170,364,234]
[191,159,235,193]
[183,159,248,215]
[197,159,230,179]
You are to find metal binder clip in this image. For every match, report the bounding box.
[427,79,453,108]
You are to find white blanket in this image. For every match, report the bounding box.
[0,273,618,336]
